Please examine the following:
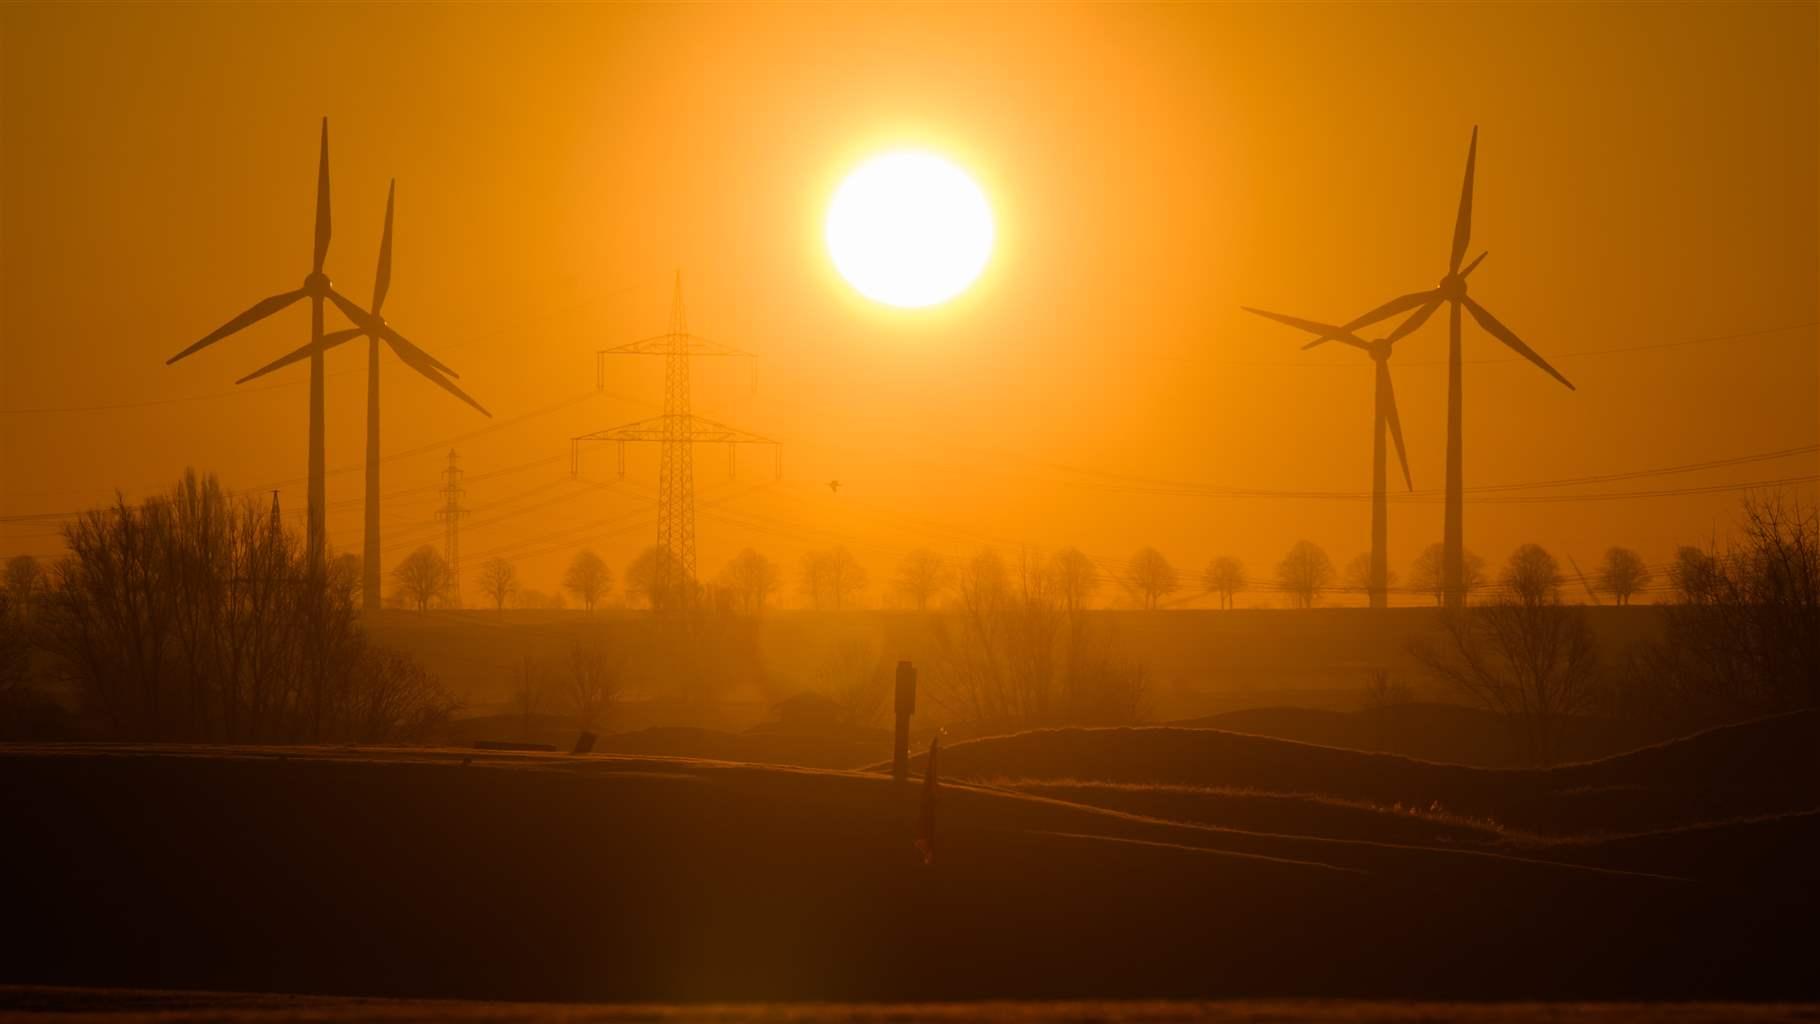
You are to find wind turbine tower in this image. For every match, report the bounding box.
[234,179,489,612]
[572,274,780,609]
[437,449,466,607]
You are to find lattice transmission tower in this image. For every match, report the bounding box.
[571,273,779,608]
[436,449,466,607]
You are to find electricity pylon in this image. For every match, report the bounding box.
[571,273,779,608]
[437,449,466,607]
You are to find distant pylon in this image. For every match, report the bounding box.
[571,273,780,610]
[658,280,696,600]
[437,449,466,607]
[269,490,283,540]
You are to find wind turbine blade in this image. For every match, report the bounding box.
[314,117,332,274]
[372,179,394,314]
[1462,295,1575,391]
[1386,297,1442,343]
[378,324,459,379]
[1342,290,1437,333]
[1300,335,1370,352]
[385,337,490,417]
[234,328,364,383]
[1450,126,1477,274]
[1461,250,1488,277]
[325,287,377,332]
[1381,361,1413,491]
[1244,307,1361,351]
[167,289,306,364]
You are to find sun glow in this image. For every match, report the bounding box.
[825,150,995,309]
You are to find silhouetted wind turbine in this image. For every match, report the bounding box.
[235,180,490,611]
[167,117,342,571]
[1289,127,1575,608]
[1242,308,1415,609]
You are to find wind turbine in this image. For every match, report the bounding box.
[1242,307,1415,609]
[1289,127,1575,608]
[167,117,342,570]
[234,180,490,611]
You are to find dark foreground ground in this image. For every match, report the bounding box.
[2,715,1817,1005]
[4,988,1819,1023]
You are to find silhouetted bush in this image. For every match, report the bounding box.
[932,549,1145,728]
[1412,594,1600,767]
[0,589,73,739]
[38,471,455,743]
[1623,495,1819,728]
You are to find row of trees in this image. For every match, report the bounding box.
[10,532,1694,621]
[355,534,1689,616]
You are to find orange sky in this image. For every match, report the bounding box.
[2,3,1816,606]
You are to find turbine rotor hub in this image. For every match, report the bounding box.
[1369,339,1393,361]
[1438,273,1466,301]
[304,272,331,293]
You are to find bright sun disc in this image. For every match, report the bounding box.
[826,151,994,309]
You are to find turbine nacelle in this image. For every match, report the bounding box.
[304,271,333,295]
[1368,338,1394,361]
[1437,273,1467,301]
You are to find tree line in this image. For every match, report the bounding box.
[398,536,1686,615]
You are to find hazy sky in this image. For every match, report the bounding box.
[3,3,1815,606]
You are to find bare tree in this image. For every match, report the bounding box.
[820,636,889,727]
[563,549,611,611]
[1343,553,1398,597]
[5,555,43,620]
[1502,543,1562,607]
[567,639,622,731]
[1596,546,1652,605]
[1668,545,1721,604]
[717,548,780,614]
[39,470,452,743]
[934,548,1144,729]
[477,557,518,612]
[393,546,453,611]
[1048,547,1101,615]
[1408,543,1486,605]
[1123,547,1179,610]
[1413,595,1600,766]
[1276,540,1334,609]
[1629,495,1819,726]
[799,546,868,610]
[510,654,547,742]
[1203,556,1246,610]
[894,548,951,611]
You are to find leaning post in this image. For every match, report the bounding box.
[893,660,917,784]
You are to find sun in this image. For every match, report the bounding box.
[826,150,995,309]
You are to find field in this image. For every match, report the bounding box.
[4,709,1817,1008]
[366,606,1673,764]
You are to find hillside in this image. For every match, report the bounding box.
[3,744,1811,1003]
[1174,703,1661,768]
[899,711,1820,835]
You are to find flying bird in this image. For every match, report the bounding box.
[828,480,841,493]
